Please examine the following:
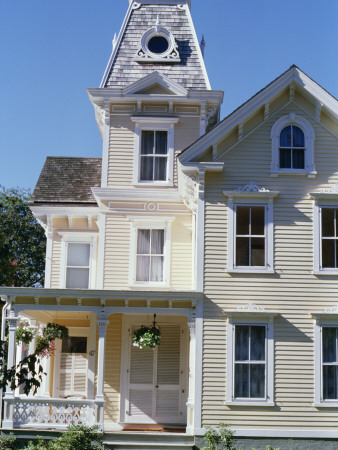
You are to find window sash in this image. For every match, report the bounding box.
[65,243,90,289]
[279,125,305,169]
[235,206,266,267]
[140,130,168,181]
[233,325,267,400]
[136,229,165,282]
[321,208,338,269]
[322,327,338,400]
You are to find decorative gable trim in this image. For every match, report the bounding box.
[123,71,187,96]
[179,66,338,164]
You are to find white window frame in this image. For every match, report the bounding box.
[314,316,338,407]
[131,116,179,186]
[59,232,98,289]
[312,194,338,275]
[224,190,278,274]
[225,313,275,406]
[270,113,315,177]
[128,216,174,288]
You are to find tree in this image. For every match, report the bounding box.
[0,186,46,287]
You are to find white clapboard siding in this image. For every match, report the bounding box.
[202,96,338,431]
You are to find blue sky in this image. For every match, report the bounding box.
[0,0,337,190]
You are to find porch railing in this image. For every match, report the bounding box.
[4,398,102,429]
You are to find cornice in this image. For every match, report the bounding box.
[30,206,99,216]
[92,187,182,203]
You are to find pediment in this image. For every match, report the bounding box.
[123,71,188,97]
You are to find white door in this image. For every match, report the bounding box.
[122,320,188,424]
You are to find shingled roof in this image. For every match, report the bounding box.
[30,157,102,205]
[102,3,209,90]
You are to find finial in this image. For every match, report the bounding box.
[200,34,206,58]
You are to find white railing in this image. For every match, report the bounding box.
[7,398,100,429]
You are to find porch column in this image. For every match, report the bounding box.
[186,321,196,433]
[95,319,109,427]
[2,316,18,429]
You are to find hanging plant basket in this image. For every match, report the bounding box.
[16,327,33,345]
[132,315,161,349]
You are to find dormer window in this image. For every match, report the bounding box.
[279,125,305,169]
[270,113,316,177]
[135,17,180,63]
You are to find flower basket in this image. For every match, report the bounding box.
[16,327,33,345]
[132,325,161,349]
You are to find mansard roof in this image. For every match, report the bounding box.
[101,1,210,90]
[30,157,101,205]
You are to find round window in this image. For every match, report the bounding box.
[147,35,169,54]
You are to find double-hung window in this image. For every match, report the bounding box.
[321,208,338,269]
[129,217,173,287]
[131,116,179,186]
[59,233,98,289]
[225,312,275,406]
[314,318,338,407]
[279,125,305,170]
[224,187,278,273]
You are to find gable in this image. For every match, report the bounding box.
[135,84,176,95]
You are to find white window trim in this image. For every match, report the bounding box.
[312,194,338,275]
[128,216,174,288]
[225,312,275,406]
[223,190,278,274]
[270,113,316,177]
[59,232,98,289]
[131,116,179,187]
[313,315,338,407]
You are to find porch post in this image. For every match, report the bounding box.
[186,321,196,434]
[95,319,109,427]
[2,316,18,429]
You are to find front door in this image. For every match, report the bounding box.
[121,317,188,424]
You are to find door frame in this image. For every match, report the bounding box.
[120,314,189,425]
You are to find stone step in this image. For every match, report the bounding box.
[102,432,195,449]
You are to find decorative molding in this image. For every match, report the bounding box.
[145,202,159,211]
[322,183,338,194]
[131,2,141,9]
[324,304,338,313]
[236,182,270,193]
[237,301,265,312]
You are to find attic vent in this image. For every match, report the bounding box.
[135,16,180,63]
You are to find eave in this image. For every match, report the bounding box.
[92,187,182,204]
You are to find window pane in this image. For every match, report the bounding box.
[62,337,87,353]
[251,207,265,235]
[323,327,337,363]
[150,256,163,282]
[251,326,266,361]
[140,156,153,180]
[236,206,250,235]
[236,237,249,266]
[322,239,335,268]
[292,126,304,147]
[136,255,150,281]
[234,364,249,398]
[154,156,167,181]
[137,230,150,254]
[141,131,154,155]
[235,326,249,360]
[66,268,89,289]
[293,149,305,169]
[251,238,265,266]
[250,364,265,398]
[155,131,168,155]
[280,149,291,168]
[151,230,164,254]
[67,243,90,267]
[322,209,335,237]
[323,365,338,400]
[280,126,291,147]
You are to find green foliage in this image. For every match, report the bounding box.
[0,186,46,287]
[132,325,161,349]
[202,423,235,450]
[16,327,34,345]
[0,433,16,449]
[0,323,68,395]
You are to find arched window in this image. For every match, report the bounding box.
[270,113,316,177]
[279,125,305,169]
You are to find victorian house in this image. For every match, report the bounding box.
[1,0,338,449]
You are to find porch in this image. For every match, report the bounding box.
[0,288,202,436]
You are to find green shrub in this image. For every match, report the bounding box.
[0,433,16,450]
[48,425,104,450]
[202,423,235,450]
